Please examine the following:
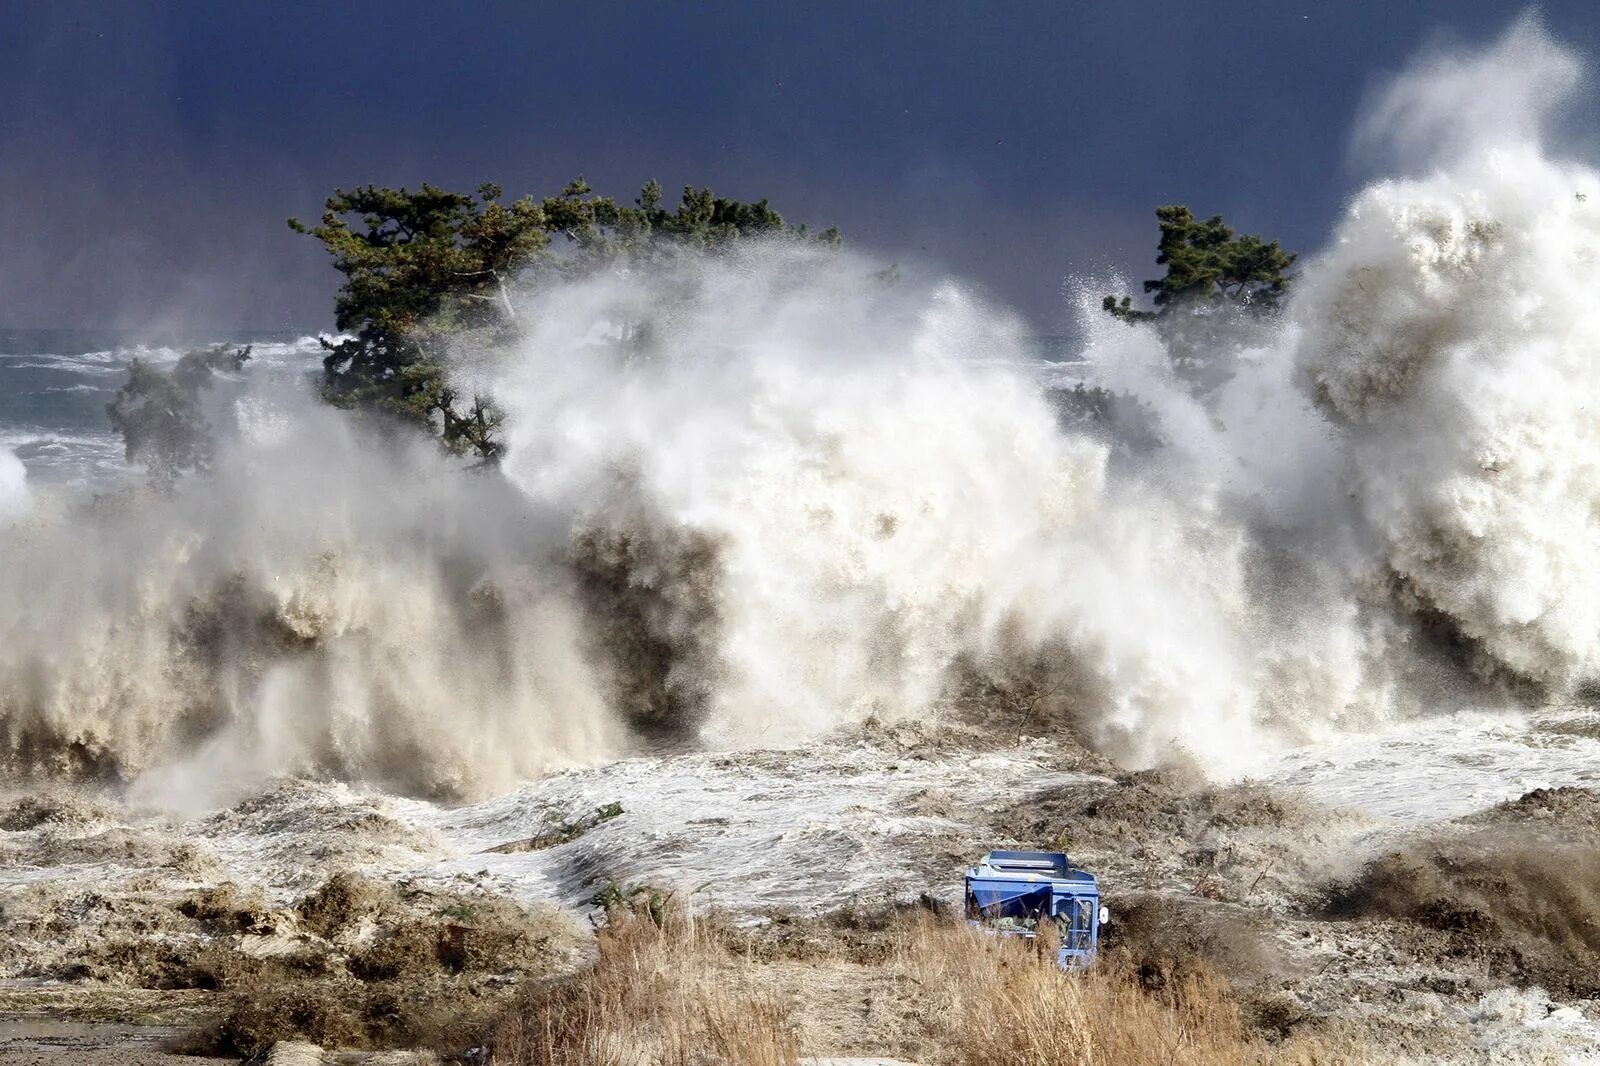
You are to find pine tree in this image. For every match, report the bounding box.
[291,179,838,459]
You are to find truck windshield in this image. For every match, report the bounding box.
[966,889,1049,932]
[1054,898,1095,951]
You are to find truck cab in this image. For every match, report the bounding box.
[964,849,1103,968]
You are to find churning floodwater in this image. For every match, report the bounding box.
[3,322,1594,828]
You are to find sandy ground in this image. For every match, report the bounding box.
[0,1017,230,1065]
[4,721,1600,1061]
[0,1016,922,1066]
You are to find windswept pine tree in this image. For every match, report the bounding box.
[1103,206,1296,390]
[1103,206,1296,322]
[291,179,839,459]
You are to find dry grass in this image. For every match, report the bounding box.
[489,902,798,1065]
[487,903,1359,1066]
[893,914,1345,1066]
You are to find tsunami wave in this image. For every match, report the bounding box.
[0,17,1595,802]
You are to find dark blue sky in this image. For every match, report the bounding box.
[3,2,1597,333]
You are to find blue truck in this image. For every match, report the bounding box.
[964,850,1105,968]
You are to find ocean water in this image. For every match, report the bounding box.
[0,329,325,486]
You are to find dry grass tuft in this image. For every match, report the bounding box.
[490,900,797,1066]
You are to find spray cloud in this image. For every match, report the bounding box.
[0,448,27,526]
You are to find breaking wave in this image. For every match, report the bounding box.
[2,16,1598,801]
[1299,20,1600,689]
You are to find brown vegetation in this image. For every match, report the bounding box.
[483,900,1354,1066]
[897,916,1346,1066]
[490,901,798,1066]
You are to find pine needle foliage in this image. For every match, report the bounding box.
[291,179,838,459]
[1103,205,1296,323]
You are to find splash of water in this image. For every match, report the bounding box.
[484,254,1309,767]
[1298,16,1600,691]
[0,448,27,525]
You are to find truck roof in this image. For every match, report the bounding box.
[966,850,1098,890]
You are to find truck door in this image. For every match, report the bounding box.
[1054,897,1096,952]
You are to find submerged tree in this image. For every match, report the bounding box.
[107,344,252,487]
[291,179,838,459]
[1047,383,1164,458]
[1103,206,1296,390]
[1103,206,1296,322]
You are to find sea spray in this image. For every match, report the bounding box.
[0,399,618,802]
[482,249,1392,769]
[1297,17,1600,690]
[0,448,27,525]
[0,253,1321,796]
